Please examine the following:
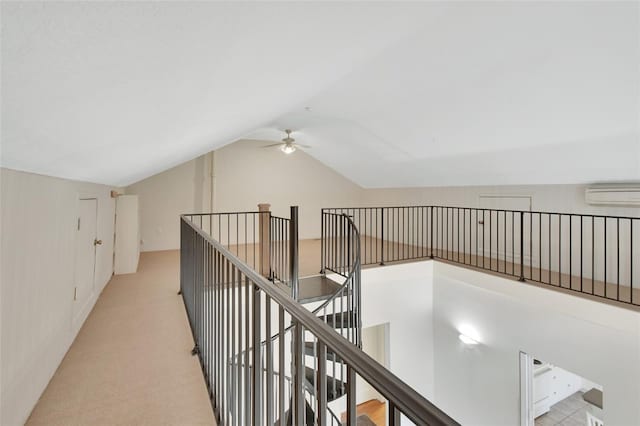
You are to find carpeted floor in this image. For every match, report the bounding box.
[26,251,215,425]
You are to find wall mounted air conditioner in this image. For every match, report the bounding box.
[585,186,640,207]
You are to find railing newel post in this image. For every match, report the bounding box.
[258,203,271,279]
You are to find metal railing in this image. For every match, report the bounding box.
[270,213,293,289]
[227,210,360,425]
[180,213,458,426]
[184,211,269,273]
[322,206,639,307]
[319,212,363,347]
[184,208,298,292]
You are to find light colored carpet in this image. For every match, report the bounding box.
[26,250,215,426]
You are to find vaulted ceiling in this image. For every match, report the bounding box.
[2,2,639,187]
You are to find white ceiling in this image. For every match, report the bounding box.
[2,2,639,187]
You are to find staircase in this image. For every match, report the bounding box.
[182,209,458,426]
[275,286,359,425]
[233,211,361,425]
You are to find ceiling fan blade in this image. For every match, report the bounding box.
[297,144,312,149]
[261,143,284,148]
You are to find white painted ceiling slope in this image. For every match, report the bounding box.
[2,2,639,188]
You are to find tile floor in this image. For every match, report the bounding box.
[535,392,594,426]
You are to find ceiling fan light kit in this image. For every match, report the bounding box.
[281,143,296,154]
[262,129,310,154]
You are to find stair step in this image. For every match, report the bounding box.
[317,311,355,329]
[303,341,343,362]
[297,275,343,303]
[304,367,347,402]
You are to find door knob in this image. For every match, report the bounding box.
[94,239,103,246]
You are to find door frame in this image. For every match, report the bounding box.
[72,197,98,325]
[520,351,534,426]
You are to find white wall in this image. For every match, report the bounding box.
[126,146,638,259]
[362,184,639,217]
[114,195,140,274]
[359,262,436,400]
[213,140,363,240]
[0,168,118,426]
[126,139,364,251]
[354,259,640,425]
[357,324,387,403]
[431,262,640,426]
[125,157,201,252]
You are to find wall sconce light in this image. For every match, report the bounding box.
[458,324,481,345]
[458,334,479,345]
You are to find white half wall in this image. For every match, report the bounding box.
[0,168,118,426]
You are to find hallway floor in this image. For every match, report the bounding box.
[26,251,215,426]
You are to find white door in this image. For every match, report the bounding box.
[478,196,532,261]
[73,198,98,322]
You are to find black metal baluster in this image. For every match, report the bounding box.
[631,219,634,305]
[380,208,384,264]
[559,214,562,287]
[604,217,607,297]
[529,212,533,280]
[549,215,552,284]
[512,211,516,276]
[232,267,239,426]
[617,218,620,301]
[430,206,434,259]
[278,307,285,426]
[244,277,251,424]
[592,217,595,295]
[538,213,542,282]
[580,216,583,293]
[519,212,525,282]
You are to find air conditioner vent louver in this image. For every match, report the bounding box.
[585,186,640,206]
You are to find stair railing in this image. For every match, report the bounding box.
[181,213,458,426]
[230,211,362,424]
[229,354,344,426]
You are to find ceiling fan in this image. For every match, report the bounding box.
[262,129,310,154]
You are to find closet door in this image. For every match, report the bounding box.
[73,198,98,323]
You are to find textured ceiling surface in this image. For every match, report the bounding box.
[2,2,639,187]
